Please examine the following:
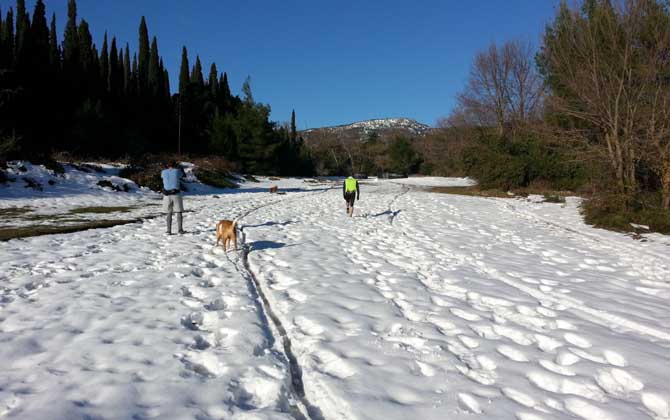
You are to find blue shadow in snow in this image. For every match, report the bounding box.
[248,240,296,252]
[244,220,297,229]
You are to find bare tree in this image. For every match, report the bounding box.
[639,3,670,208]
[454,40,544,135]
[541,0,658,196]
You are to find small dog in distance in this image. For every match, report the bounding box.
[216,219,238,252]
[269,185,278,193]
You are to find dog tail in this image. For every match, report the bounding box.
[232,218,239,229]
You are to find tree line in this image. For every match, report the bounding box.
[395,0,669,232]
[0,0,311,175]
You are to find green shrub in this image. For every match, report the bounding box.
[41,158,65,175]
[119,156,164,192]
[195,169,238,189]
[463,131,586,191]
[582,193,670,234]
[543,194,566,203]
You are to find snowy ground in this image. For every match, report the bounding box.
[1,175,669,419]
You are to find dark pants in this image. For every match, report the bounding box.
[344,191,356,207]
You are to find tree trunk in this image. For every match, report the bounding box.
[663,161,670,210]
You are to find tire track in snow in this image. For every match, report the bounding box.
[494,199,670,281]
[228,187,333,420]
[393,193,670,342]
[388,184,410,224]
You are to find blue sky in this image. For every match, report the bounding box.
[2,1,560,128]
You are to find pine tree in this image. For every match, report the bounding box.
[63,0,79,72]
[123,43,131,95]
[137,16,150,92]
[148,36,160,93]
[99,32,108,91]
[178,46,189,95]
[191,55,204,86]
[49,13,59,69]
[208,63,218,95]
[290,109,297,143]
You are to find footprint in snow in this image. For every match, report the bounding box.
[564,333,591,349]
[497,345,529,362]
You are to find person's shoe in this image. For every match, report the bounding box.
[178,230,186,234]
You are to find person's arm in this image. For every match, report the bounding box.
[356,180,360,200]
[343,181,346,198]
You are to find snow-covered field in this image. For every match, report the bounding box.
[1,173,669,420]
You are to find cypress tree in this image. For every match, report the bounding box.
[30,0,49,69]
[0,7,3,66]
[14,0,30,70]
[137,16,150,91]
[148,36,160,93]
[242,76,253,104]
[109,37,120,95]
[3,9,14,68]
[208,63,218,95]
[123,43,131,95]
[77,20,93,71]
[163,69,171,98]
[178,46,189,95]
[221,72,231,98]
[99,32,108,91]
[49,13,59,69]
[131,52,138,95]
[291,109,297,142]
[15,0,26,40]
[63,0,79,72]
[190,55,204,86]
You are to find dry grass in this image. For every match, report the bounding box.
[0,207,34,217]
[0,220,136,241]
[428,186,514,198]
[69,206,135,215]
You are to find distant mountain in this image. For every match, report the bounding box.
[301,118,433,143]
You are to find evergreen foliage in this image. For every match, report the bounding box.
[0,0,308,175]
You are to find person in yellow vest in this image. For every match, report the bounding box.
[343,175,360,217]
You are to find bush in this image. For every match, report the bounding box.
[463,131,586,191]
[195,170,238,188]
[41,158,65,175]
[191,156,239,189]
[543,194,566,203]
[97,180,130,192]
[582,192,670,234]
[118,155,165,192]
[23,177,42,191]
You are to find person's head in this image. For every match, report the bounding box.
[166,160,178,169]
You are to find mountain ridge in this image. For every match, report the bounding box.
[300,117,433,142]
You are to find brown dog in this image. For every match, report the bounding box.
[269,185,278,193]
[216,219,237,252]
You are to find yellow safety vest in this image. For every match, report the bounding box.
[345,177,357,192]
